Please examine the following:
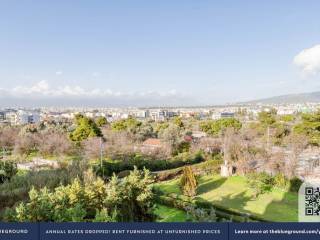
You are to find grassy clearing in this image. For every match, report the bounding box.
[153,204,190,222]
[155,175,298,222]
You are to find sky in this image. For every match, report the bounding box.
[0,0,320,107]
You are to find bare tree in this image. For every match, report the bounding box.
[0,127,19,149]
[266,149,286,175]
[83,137,102,160]
[102,129,136,159]
[284,133,308,179]
[222,127,265,175]
[159,124,182,155]
[37,132,74,156]
[191,137,222,154]
[14,133,39,156]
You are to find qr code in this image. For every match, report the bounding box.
[305,187,320,216]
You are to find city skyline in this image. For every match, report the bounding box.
[1,1,320,107]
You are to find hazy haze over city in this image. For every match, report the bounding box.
[1,1,320,107]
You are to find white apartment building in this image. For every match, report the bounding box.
[4,111,18,125]
[3,110,41,125]
[16,110,40,125]
[84,112,96,118]
[134,110,150,119]
[212,112,235,120]
[277,108,296,115]
[149,109,178,121]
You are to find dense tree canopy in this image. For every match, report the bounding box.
[280,114,295,123]
[173,117,184,128]
[111,117,142,133]
[95,116,108,127]
[258,110,276,126]
[200,118,242,136]
[69,114,102,142]
[293,111,320,145]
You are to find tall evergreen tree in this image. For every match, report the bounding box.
[180,166,197,197]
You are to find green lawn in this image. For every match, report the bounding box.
[155,175,298,222]
[153,204,190,222]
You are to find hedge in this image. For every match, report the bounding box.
[156,193,269,222]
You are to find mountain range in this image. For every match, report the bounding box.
[243,91,320,104]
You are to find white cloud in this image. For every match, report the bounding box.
[92,72,100,77]
[293,44,320,75]
[3,81,180,100]
[55,71,63,75]
[12,80,50,95]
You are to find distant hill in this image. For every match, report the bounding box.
[243,91,320,104]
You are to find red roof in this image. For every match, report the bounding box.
[142,138,162,146]
[184,135,193,142]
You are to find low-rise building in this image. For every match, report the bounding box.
[16,110,40,125]
[212,112,235,120]
[3,110,41,125]
[5,110,18,125]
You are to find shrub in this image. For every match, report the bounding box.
[247,172,274,198]
[4,167,155,222]
[169,152,204,168]
[184,205,217,222]
[177,141,191,154]
[0,161,17,184]
[273,173,289,190]
[289,177,303,193]
[156,168,182,181]
[93,152,205,178]
[0,161,86,213]
[193,158,223,175]
[156,194,267,222]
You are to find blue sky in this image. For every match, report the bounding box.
[0,0,320,107]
